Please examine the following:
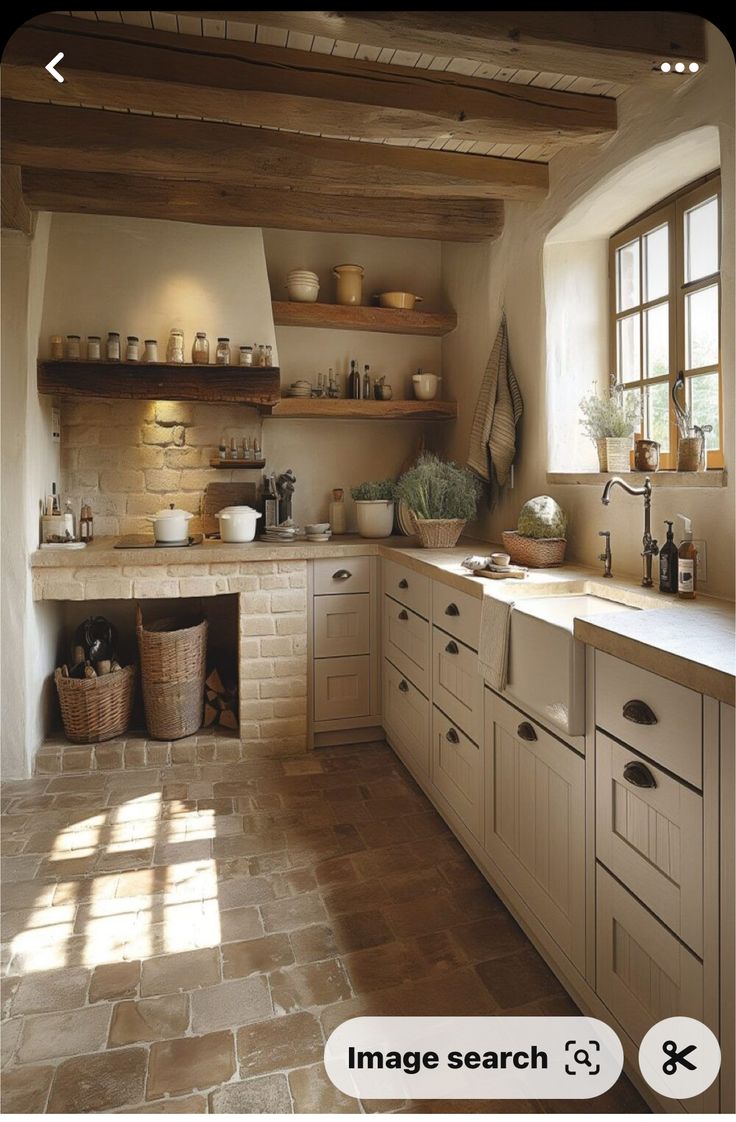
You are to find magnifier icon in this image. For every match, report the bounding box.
[574,1048,592,1067]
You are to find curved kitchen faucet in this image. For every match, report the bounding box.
[601,476,658,587]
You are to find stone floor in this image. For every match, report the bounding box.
[0,735,647,1114]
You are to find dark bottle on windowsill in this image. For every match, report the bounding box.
[658,520,678,593]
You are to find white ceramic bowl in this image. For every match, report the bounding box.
[286,281,320,303]
[287,269,319,280]
[376,291,423,311]
[491,552,511,567]
[305,523,330,535]
[412,373,441,401]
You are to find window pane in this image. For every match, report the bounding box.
[644,382,670,452]
[616,239,640,312]
[687,371,720,451]
[644,224,668,301]
[644,302,668,378]
[685,195,718,283]
[617,312,640,381]
[685,284,719,369]
[622,387,643,438]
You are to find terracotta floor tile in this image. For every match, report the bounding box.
[313,855,359,887]
[147,1030,236,1098]
[342,939,429,994]
[451,912,528,963]
[321,879,390,916]
[331,909,394,954]
[270,957,352,1014]
[289,1062,357,1113]
[412,929,468,974]
[48,1046,148,1112]
[126,1093,208,1112]
[236,1011,324,1077]
[384,893,465,938]
[1,1017,21,1067]
[108,993,189,1045]
[261,891,327,932]
[218,905,264,944]
[476,948,567,1009]
[0,975,20,1019]
[222,933,294,978]
[190,976,272,1033]
[0,1062,55,1112]
[10,964,90,1015]
[268,867,318,898]
[17,1003,111,1063]
[380,866,448,903]
[209,1073,292,1113]
[140,947,220,997]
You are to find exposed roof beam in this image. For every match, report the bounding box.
[2,100,548,201]
[1,165,35,236]
[182,10,707,83]
[20,168,504,242]
[3,15,616,146]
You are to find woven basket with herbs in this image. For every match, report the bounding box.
[397,453,481,550]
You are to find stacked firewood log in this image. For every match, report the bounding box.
[203,668,238,730]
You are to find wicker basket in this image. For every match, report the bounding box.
[414,518,466,549]
[55,664,136,744]
[137,607,207,740]
[502,530,567,568]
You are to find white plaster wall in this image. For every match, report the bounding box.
[440,23,735,600]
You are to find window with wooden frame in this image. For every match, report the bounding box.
[609,173,722,469]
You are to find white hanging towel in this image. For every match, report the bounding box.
[467,312,523,486]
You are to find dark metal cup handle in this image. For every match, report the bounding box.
[398,609,408,621]
[445,603,460,617]
[517,722,537,742]
[623,761,657,788]
[445,641,459,655]
[398,578,409,589]
[446,728,460,744]
[623,699,657,725]
[333,569,352,580]
[398,679,409,693]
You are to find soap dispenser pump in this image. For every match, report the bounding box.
[677,514,697,599]
[659,520,678,594]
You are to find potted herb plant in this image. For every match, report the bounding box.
[579,380,640,472]
[350,479,397,538]
[397,452,481,548]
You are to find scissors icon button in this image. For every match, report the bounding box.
[662,1040,697,1075]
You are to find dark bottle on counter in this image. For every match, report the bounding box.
[79,501,94,543]
[363,364,371,399]
[658,520,678,593]
[263,473,279,528]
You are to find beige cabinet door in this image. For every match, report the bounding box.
[314,656,370,722]
[383,658,430,781]
[383,595,430,695]
[431,705,483,841]
[432,626,483,745]
[484,691,586,971]
[596,732,703,956]
[383,559,430,618]
[597,865,703,1045]
[314,593,370,658]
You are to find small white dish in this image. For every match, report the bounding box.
[491,551,511,567]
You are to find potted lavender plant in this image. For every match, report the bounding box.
[578,380,640,472]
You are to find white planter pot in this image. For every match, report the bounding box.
[355,500,394,538]
[604,436,633,473]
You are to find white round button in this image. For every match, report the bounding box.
[639,1017,721,1099]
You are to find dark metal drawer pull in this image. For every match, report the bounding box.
[398,679,409,693]
[623,761,657,789]
[446,728,460,744]
[398,609,409,621]
[399,578,409,589]
[517,722,537,742]
[623,699,658,725]
[445,640,459,655]
[333,569,352,580]
[445,602,460,617]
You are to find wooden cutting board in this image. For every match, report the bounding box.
[202,482,258,536]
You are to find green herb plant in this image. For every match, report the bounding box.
[350,479,398,502]
[397,453,481,521]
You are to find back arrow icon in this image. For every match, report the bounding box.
[45,52,65,83]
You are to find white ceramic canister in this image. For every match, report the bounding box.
[333,264,364,306]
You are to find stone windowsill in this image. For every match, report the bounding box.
[547,470,726,488]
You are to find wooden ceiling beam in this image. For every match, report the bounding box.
[20,168,504,242]
[3,15,616,146]
[184,10,707,83]
[1,165,35,236]
[2,100,548,201]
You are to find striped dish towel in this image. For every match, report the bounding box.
[467,312,523,487]
[478,592,514,693]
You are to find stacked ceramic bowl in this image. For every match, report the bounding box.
[288,380,312,397]
[286,269,320,303]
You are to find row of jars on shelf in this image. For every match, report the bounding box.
[50,330,274,367]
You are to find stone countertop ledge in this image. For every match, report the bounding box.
[31,534,734,705]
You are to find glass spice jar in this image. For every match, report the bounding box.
[239,345,253,366]
[87,335,101,360]
[192,332,209,364]
[65,335,81,359]
[265,344,273,367]
[143,339,158,363]
[106,332,121,361]
[166,329,184,363]
[50,335,64,359]
[257,344,266,367]
[126,336,140,361]
[215,337,231,365]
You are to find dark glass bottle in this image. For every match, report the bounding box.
[658,519,678,593]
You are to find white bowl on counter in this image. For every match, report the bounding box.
[217,505,262,543]
[146,505,194,544]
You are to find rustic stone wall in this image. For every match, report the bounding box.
[60,399,263,538]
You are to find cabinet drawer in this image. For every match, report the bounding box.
[314,593,370,659]
[485,691,586,972]
[313,556,370,595]
[596,733,703,955]
[432,581,480,651]
[314,656,370,722]
[432,627,483,745]
[383,659,430,780]
[383,559,429,618]
[595,651,702,788]
[431,705,483,841]
[383,595,430,695]
[597,865,703,1046]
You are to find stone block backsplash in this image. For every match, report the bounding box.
[61,399,263,536]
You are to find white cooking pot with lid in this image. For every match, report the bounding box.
[217,505,262,543]
[146,503,194,543]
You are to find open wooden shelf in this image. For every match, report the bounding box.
[37,360,280,408]
[272,300,457,337]
[209,457,266,469]
[269,398,457,421]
